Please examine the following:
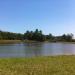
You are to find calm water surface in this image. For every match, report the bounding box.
[0,42,75,57]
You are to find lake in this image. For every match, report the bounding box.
[0,42,75,57]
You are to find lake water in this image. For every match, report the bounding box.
[0,42,75,57]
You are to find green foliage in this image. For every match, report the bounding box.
[61,33,73,42]
[24,29,46,41]
[46,33,54,41]
[0,29,74,42]
[0,30,24,40]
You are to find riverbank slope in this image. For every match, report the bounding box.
[0,40,22,44]
[0,40,75,44]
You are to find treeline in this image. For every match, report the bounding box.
[0,29,74,42]
[0,31,23,40]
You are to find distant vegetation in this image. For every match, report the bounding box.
[0,29,74,42]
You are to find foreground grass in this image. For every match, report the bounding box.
[0,56,75,75]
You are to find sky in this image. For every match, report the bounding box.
[0,0,75,36]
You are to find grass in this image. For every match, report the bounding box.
[0,40,41,44]
[0,40,75,44]
[0,56,75,75]
[0,40,22,44]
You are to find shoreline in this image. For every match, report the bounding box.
[0,40,22,44]
[0,40,75,44]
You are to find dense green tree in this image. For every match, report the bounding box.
[46,33,54,41]
[66,34,73,42]
[61,34,73,42]
[23,29,46,41]
[24,31,30,40]
[0,31,2,40]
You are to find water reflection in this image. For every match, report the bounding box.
[0,43,75,57]
[23,43,44,57]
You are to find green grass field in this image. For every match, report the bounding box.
[0,55,75,75]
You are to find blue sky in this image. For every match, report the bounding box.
[0,0,75,36]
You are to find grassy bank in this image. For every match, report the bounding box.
[23,40,39,43]
[0,40,75,44]
[0,55,75,75]
[0,40,22,44]
[0,40,41,44]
